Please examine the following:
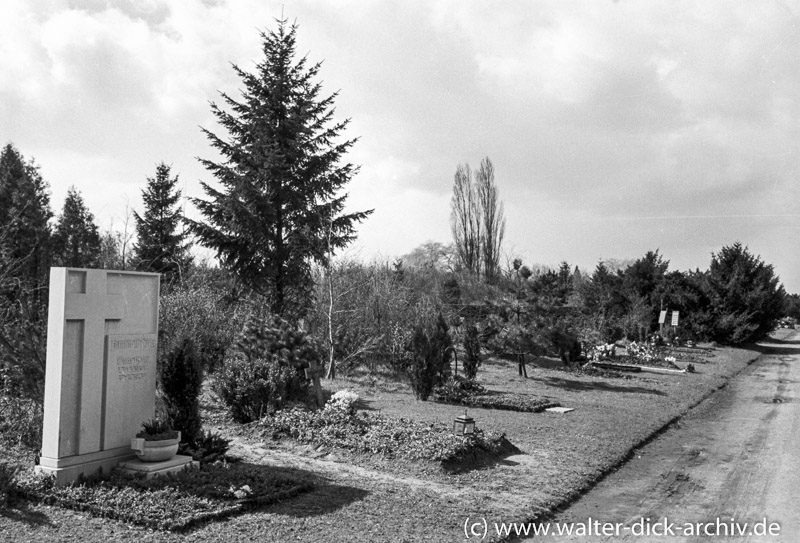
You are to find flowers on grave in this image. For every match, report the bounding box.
[323,390,359,417]
[590,343,616,361]
[136,418,179,441]
[132,418,180,462]
[228,484,252,499]
[626,341,658,363]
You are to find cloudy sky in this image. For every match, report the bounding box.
[2,0,799,291]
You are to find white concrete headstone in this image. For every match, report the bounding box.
[37,268,159,484]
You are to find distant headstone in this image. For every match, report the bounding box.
[304,361,326,408]
[37,268,160,484]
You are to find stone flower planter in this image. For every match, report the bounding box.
[131,431,181,462]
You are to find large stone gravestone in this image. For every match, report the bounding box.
[37,268,160,484]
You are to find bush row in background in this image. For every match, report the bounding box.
[302,244,788,385]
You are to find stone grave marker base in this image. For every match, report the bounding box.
[116,455,199,479]
[36,447,136,485]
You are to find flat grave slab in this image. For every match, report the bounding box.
[117,455,198,479]
[545,407,575,414]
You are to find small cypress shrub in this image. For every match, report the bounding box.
[462,323,482,381]
[160,338,203,444]
[0,463,21,507]
[408,313,452,401]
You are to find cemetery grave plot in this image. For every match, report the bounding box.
[432,379,561,413]
[249,406,520,473]
[15,462,315,532]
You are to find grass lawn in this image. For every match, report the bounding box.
[0,338,773,542]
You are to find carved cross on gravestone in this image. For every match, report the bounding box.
[64,270,125,454]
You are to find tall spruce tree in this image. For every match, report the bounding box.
[133,162,191,283]
[52,186,101,268]
[0,143,52,290]
[0,144,52,401]
[188,20,372,317]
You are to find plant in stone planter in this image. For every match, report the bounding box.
[131,418,181,462]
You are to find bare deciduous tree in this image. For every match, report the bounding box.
[450,163,481,274]
[450,157,505,280]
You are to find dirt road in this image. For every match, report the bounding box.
[527,331,800,542]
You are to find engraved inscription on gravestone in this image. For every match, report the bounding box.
[103,334,158,449]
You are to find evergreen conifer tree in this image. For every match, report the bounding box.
[187,21,372,317]
[705,242,785,343]
[52,186,101,268]
[0,143,52,289]
[133,162,192,283]
[0,144,52,400]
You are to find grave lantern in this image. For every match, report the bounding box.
[453,410,475,436]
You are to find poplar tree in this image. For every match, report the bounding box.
[449,156,505,280]
[133,162,191,283]
[188,20,372,317]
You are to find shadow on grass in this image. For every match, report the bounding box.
[753,342,800,356]
[762,336,800,345]
[264,472,370,518]
[0,501,53,528]
[165,462,369,520]
[539,376,667,396]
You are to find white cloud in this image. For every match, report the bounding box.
[0,0,798,290]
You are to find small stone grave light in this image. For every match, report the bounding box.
[453,410,475,436]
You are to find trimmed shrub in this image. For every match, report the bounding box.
[160,338,203,444]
